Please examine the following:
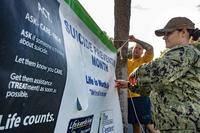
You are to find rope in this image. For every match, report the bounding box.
[117,39,130,59]
[129,90,146,133]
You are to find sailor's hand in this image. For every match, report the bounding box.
[128,35,136,42]
[115,80,128,89]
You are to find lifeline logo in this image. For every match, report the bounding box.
[99,110,114,133]
[67,115,94,133]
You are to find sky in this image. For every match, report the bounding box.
[79,0,200,58]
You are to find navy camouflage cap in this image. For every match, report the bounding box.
[155,17,195,36]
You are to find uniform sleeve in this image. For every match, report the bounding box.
[132,46,198,93]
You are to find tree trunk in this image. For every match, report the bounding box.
[114,0,131,132]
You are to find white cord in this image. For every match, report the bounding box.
[117,39,130,60]
[128,89,146,133]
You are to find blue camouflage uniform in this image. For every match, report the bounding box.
[130,44,200,133]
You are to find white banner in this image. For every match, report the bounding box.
[55,1,123,132]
